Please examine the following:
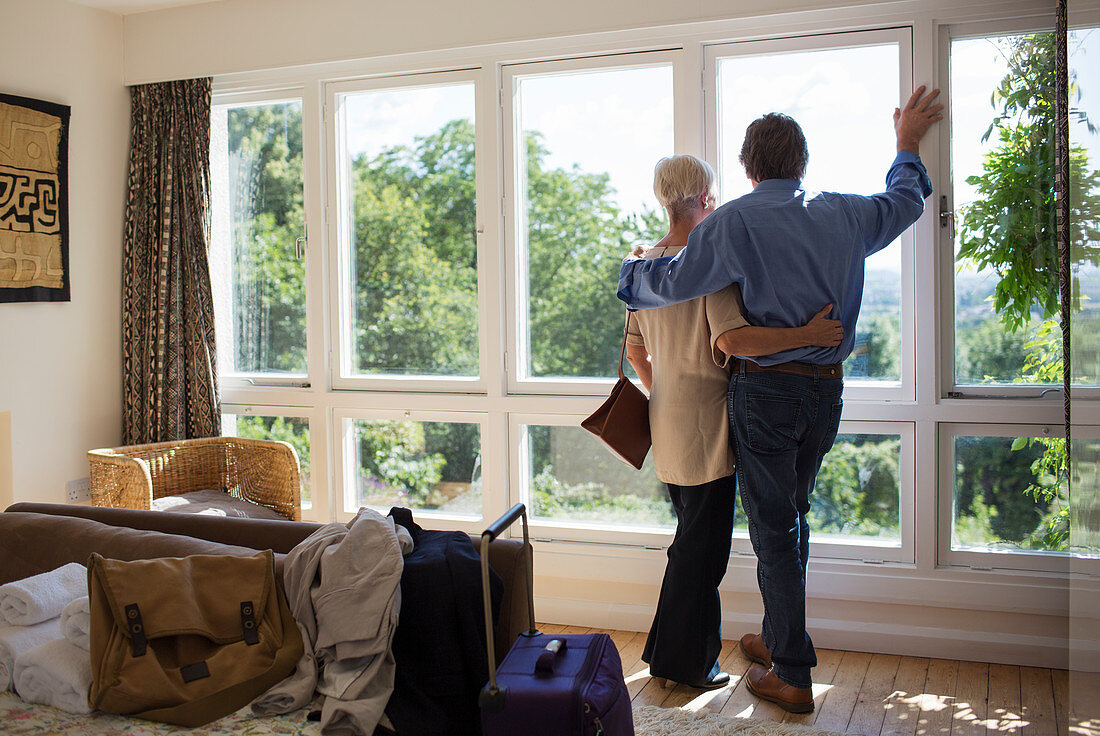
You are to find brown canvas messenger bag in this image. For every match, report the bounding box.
[87,550,302,727]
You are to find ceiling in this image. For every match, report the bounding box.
[66,0,228,15]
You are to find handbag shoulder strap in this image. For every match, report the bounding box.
[618,313,632,381]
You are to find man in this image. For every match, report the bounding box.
[617,87,943,712]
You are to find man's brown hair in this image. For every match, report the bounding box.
[739,113,809,182]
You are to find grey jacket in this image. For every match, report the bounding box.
[252,507,413,736]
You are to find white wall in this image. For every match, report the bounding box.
[0,0,128,506]
[120,0,897,84]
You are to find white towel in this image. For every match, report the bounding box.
[60,597,90,652]
[13,638,92,714]
[0,563,87,626]
[0,618,63,691]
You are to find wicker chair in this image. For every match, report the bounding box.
[88,437,302,522]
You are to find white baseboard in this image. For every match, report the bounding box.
[534,595,1100,671]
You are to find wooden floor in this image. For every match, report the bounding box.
[538,623,1097,736]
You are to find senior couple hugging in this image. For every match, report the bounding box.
[617,86,943,712]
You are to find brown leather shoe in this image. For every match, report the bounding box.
[745,665,814,713]
[739,633,772,668]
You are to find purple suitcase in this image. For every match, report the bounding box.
[477,504,634,736]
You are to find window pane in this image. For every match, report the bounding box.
[729,432,901,544]
[525,425,673,528]
[953,435,1068,554]
[516,65,672,379]
[221,413,312,509]
[949,32,1086,385]
[350,419,481,516]
[211,101,306,375]
[341,84,478,377]
[716,43,901,382]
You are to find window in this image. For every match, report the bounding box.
[947,25,1099,390]
[520,421,672,530]
[706,30,910,391]
[206,8,1098,632]
[210,96,307,380]
[330,75,479,383]
[942,425,1069,572]
[339,413,483,519]
[505,54,674,386]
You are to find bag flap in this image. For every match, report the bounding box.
[88,551,274,642]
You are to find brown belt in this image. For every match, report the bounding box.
[731,358,843,379]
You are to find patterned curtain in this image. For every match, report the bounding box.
[122,78,220,444]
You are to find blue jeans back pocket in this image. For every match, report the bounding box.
[744,393,803,453]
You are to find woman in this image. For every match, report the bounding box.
[625,154,841,689]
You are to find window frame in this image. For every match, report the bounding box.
[702,27,916,402]
[325,70,488,394]
[501,50,682,396]
[210,88,312,390]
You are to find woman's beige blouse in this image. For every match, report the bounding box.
[626,245,748,486]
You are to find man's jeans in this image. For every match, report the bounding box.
[729,366,844,689]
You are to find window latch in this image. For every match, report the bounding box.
[939,196,955,239]
[295,236,307,261]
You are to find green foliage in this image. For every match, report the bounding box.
[531,465,675,526]
[956,33,1100,332]
[227,104,307,373]
[523,133,666,377]
[954,436,1054,548]
[955,318,1032,383]
[810,436,900,537]
[843,313,900,380]
[352,119,480,375]
[356,421,446,506]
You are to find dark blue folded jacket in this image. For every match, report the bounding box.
[383,507,503,736]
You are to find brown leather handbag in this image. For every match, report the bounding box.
[581,314,651,469]
[87,550,302,727]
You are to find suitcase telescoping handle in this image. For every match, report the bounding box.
[479,503,539,713]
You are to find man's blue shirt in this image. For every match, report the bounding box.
[616,151,932,366]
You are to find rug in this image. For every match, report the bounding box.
[0,691,321,735]
[0,692,855,736]
[634,705,853,736]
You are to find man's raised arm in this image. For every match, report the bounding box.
[617,217,738,311]
[857,85,943,256]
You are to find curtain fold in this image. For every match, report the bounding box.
[122,78,220,444]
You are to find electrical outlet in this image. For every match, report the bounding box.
[66,477,91,504]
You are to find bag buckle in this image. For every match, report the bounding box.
[240,601,259,645]
[125,603,146,657]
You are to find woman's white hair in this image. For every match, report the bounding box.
[653,154,716,222]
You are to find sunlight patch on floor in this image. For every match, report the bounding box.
[681,681,736,711]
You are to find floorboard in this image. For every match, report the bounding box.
[533,623,1091,735]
